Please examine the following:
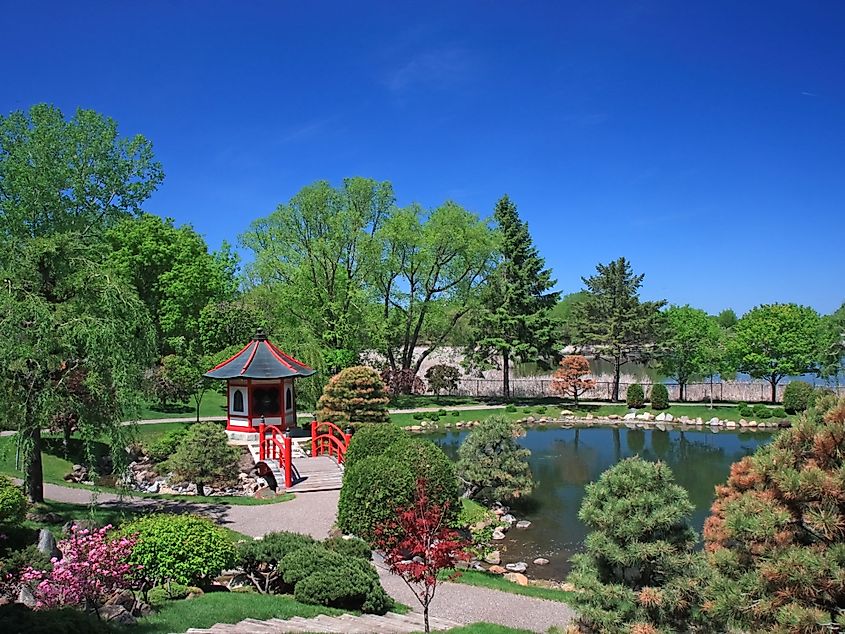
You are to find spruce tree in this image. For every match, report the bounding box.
[469,195,558,398]
[573,258,666,402]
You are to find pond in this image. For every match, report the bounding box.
[432,424,774,580]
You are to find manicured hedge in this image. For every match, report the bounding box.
[343,424,407,471]
[782,381,814,414]
[626,383,645,409]
[323,535,372,561]
[650,383,669,410]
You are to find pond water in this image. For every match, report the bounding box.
[432,425,774,580]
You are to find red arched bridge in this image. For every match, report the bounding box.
[256,421,350,492]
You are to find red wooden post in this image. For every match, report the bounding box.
[341,432,351,464]
[258,421,266,461]
[311,420,317,456]
[283,433,293,488]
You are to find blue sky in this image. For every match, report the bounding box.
[2,1,843,315]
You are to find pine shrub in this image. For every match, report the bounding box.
[703,398,845,632]
[626,383,645,408]
[166,422,239,496]
[0,476,26,526]
[323,535,372,561]
[147,427,188,463]
[236,531,317,594]
[567,457,707,633]
[650,383,669,410]
[782,381,814,414]
[316,366,390,425]
[343,424,407,471]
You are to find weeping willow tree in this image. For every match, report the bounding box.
[0,104,162,502]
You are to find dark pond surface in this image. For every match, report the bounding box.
[432,425,774,580]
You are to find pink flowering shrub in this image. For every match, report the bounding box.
[21,524,138,612]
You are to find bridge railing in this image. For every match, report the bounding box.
[311,420,351,464]
[258,422,292,488]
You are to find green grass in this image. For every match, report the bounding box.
[139,390,229,421]
[446,570,575,605]
[130,591,344,634]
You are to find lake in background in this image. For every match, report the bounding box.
[432,425,774,580]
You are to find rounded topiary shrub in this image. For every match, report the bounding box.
[323,535,372,560]
[650,383,669,410]
[343,424,407,471]
[782,380,814,414]
[122,514,236,587]
[0,476,27,526]
[237,531,317,594]
[337,438,459,542]
[626,383,645,409]
[316,366,390,425]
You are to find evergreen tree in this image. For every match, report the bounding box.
[167,422,239,496]
[469,195,559,398]
[573,257,666,402]
[316,366,390,425]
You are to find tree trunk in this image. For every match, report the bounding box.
[23,418,45,504]
[196,482,205,496]
[612,357,622,402]
[679,382,685,402]
[770,374,778,404]
[502,350,510,399]
[424,603,430,633]
[62,420,72,458]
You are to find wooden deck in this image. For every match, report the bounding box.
[287,455,344,492]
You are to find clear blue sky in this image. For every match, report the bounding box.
[2,1,843,315]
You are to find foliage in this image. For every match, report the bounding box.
[343,424,407,470]
[146,427,188,464]
[236,531,316,594]
[572,257,666,402]
[375,479,471,633]
[281,545,390,613]
[316,366,390,425]
[467,195,559,397]
[21,524,137,612]
[146,354,196,406]
[0,104,161,502]
[166,422,239,496]
[716,309,738,329]
[197,299,268,357]
[373,201,497,389]
[660,305,723,401]
[626,383,645,409]
[338,438,459,542]
[729,303,823,403]
[650,383,669,410]
[0,476,27,525]
[782,381,815,414]
[551,355,595,404]
[703,403,845,632]
[381,368,426,395]
[106,213,238,356]
[455,416,533,500]
[819,301,845,381]
[550,291,590,345]
[567,458,705,634]
[425,364,462,395]
[0,603,115,634]
[122,514,235,587]
[323,535,372,561]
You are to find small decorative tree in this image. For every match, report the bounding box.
[21,524,137,615]
[551,355,596,405]
[626,383,645,408]
[374,479,471,633]
[703,398,845,632]
[317,366,390,425]
[424,364,461,395]
[166,422,239,496]
[650,383,669,410]
[455,416,533,500]
[567,457,706,633]
[0,476,27,526]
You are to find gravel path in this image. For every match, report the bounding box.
[36,482,575,632]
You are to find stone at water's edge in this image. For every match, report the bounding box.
[503,572,529,586]
[506,562,528,573]
[515,520,531,529]
[487,565,506,574]
[533,557,550,566]
[484,550,501,565]
[492,529,506,540]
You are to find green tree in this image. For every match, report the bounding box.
[572,258,666,402]
[467,195,559,398]
[715,308,738,329]
[197,299,268,356]
[550,291,590,345]
[424,364,461,395]
[316,366,390,425]
[819,301,845,384]
[0,104,161,502]
[567,457,706,633]
[455,416,533,500]
[106,213,238,356]
[167,422,239,496]
[660,305,722,401]
[373,201,496,388]
[241,178,392,372]
[729,303,823,403]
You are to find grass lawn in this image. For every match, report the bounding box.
[130,591,344,634]
[139,390,228,420]
[445,570,575,605]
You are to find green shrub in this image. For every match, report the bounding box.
[0,476,27,526]
[504,404,517,413]
[0,544,52,579]
[782,381,814,414]
[412,412,425,421]
[650,383,669,410]
[147,582,190,606]
[316,366,390,425]
[626,383,645,409]
[146,428,188,463]
[450,411,460,417]
[0,603,114,634]
[771,407,787,419]
[456,416,533,500]
[122,514,235,587]
[522,407,532,414]
[166,422,239,496]
[752,404,773,419]
[343,424,407,471]
[534,406,547,414]
[237,531,317,593]
[429,414,441,422]
[323,535,372,561]
[425,364,461,395]
[337,438,459,542]
[738,404,752,418]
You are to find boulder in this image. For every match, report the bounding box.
[709,417,721,426]
[623,412,636,421]
[679,416,690,423]
[533,557,550,566]
[503,572,529,586]
[505,562,528,573]
[36,528,60,560]
[585,414,594,420]
[560,409,574,416]
[664,414,674,422]
[17,585,36,608]
[655,412,666,421]
[515,520,531,529]
[100,604,136,625]
[487,565,506,575]
[725,421,737,428]
[501,514,516,525]
[641,412,654,421]
[105,589,136,611]
[526,416,535,424]
[484,550,501,565]
[492,529,506,540]
[608,414,620,420]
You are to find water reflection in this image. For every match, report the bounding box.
[432,425,773,580]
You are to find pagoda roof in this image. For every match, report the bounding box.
[204,330,315,380]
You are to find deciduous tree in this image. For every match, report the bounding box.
[424,364,461,395]
[660,305,722,401]
[551,355,595,404]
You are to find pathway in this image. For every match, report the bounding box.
[34,482,576,632]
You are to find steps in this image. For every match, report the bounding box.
[185,611,463,633]
[246,444,344,493]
